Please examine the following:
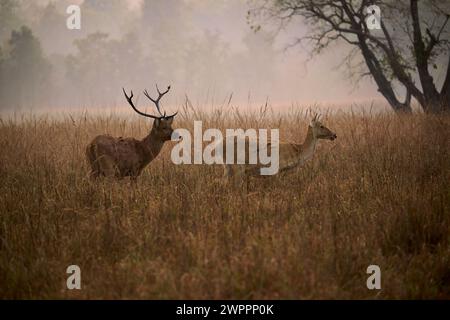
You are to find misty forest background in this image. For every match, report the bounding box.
[0,0,388,111]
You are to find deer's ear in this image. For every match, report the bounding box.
[153,118,161,127]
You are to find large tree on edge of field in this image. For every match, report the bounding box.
[248,0,450,113]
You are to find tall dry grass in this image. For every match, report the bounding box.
[0,107,449,299]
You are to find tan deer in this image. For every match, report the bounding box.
[221,114,337,185]
[86,85,177,179]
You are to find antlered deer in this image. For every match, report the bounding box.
[86,85,177,179]
[221,113,337,185]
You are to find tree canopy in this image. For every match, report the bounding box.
[249,0,450,113]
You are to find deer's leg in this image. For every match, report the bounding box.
[96,155,117,178]
[223,165,250,193]
[86,145,100,179]
[231,166,247,190]
[224,164,239,188]
[231,168,249,198]
[223,164,233,178]
[222,164,232,184]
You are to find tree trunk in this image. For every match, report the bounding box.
[410,0,443,113]
[358,36,412,113]
[439,54,450,112]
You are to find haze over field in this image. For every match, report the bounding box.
[0,0,391,111]
[1,1,450,300]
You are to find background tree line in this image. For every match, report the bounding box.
[0,0,277,110]
[0,0,449,113]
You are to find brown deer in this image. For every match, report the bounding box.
[221,113,337,185]
[86,85,177,179]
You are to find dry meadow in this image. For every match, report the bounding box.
[0,107,449,299]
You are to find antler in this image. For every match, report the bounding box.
[123,88,160,119]
[123,85,177,119]
[143,84,177,118]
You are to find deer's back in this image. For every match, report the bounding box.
[220,138,303,176]
[89,134,139,154]
[86,134,143,177]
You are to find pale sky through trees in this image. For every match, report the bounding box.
[0,0,405,111]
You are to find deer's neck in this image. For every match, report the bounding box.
[300,125,317,161]
[140,131,165,163]
[277,125,318,174]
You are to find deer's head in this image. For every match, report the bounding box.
[310,114,337,141]
[123,85,177,141]
[152,116,175,141]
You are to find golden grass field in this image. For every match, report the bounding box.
[0,107,449,299]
